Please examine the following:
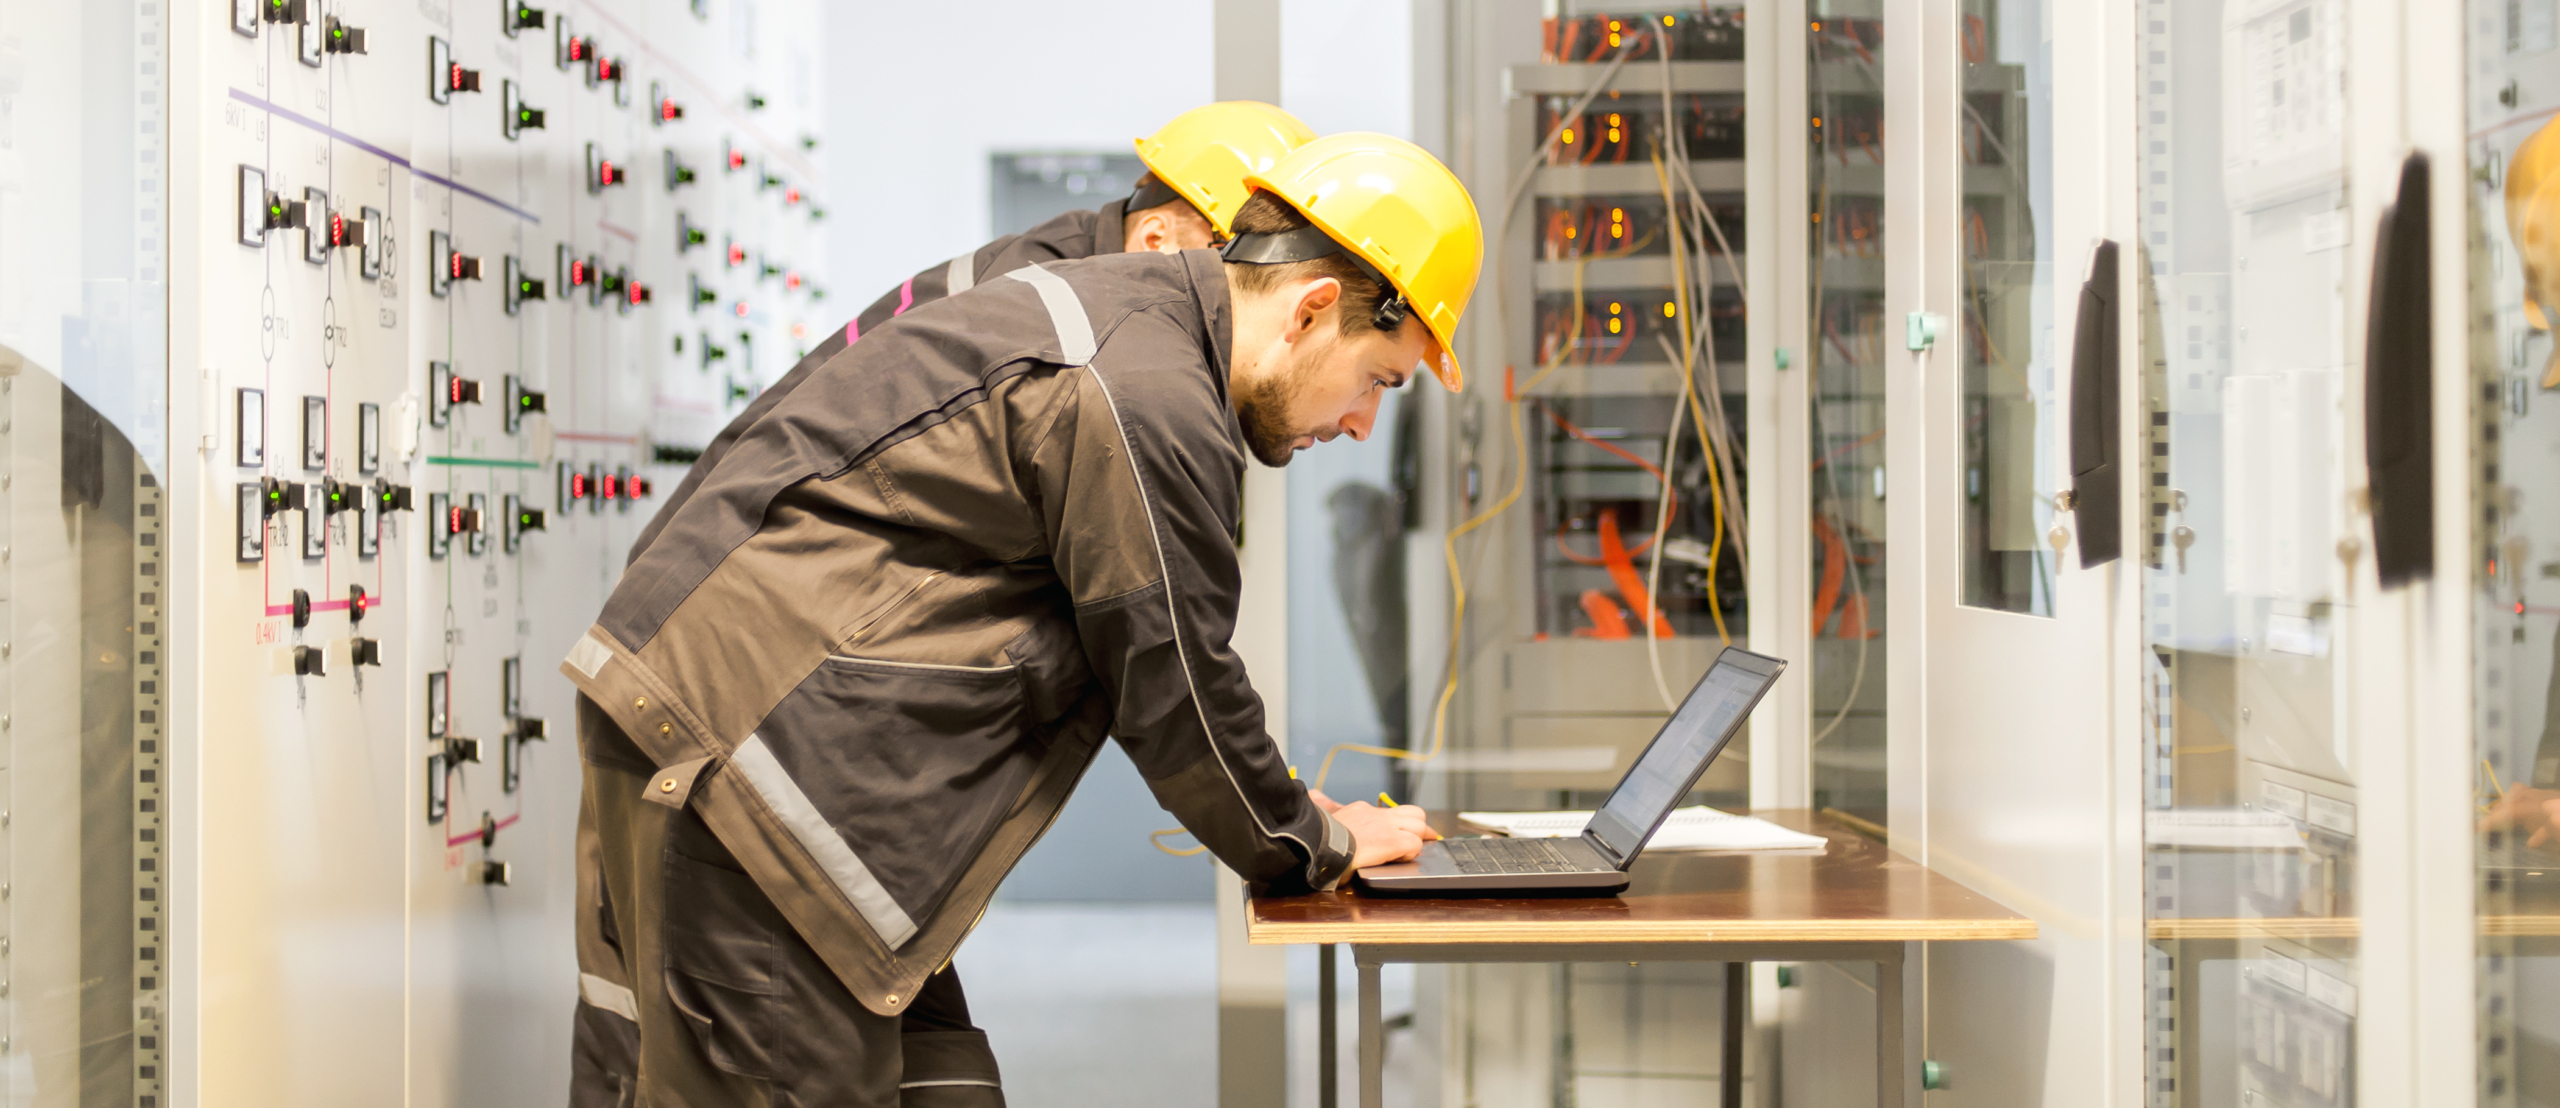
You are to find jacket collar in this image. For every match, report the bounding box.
[1179,249,1237,409]
[1091,198,1131,257]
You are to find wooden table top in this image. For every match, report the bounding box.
[1249,810,2038,946]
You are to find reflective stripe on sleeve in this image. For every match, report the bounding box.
[726,734,921,949]
[1004,264,1096,367]
[579,972,638,1021]
[946,251,977,294]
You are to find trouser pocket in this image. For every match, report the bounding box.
[898,1030,1006,1108]
[660,845,779,1081]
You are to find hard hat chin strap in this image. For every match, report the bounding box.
[1221,226,1411,332]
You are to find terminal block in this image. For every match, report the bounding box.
[237,482,266,561]
[504,375,547,433]
[502,494,546,553]
[350,637,381,667]
[677,211,708,252]
[505,3,545,34]
[587,145,627,194]
[503,256,546,315]
[301,483,325,558]
[428,37,481,104]
[302,188,331,264]
[426,492,452,558]
[665,149,700,190]
[466,493,491,557]
[652,82,685,124]
[502,80,546,140]
[356,206,385,279]
[324,15,366,53]
[292,645,326,677]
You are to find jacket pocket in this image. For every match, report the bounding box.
[1004,614,1094,725]
[660,845,777,1080]
[748,655,1041,935]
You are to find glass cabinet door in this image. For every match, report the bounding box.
[2138,0,2362,1105]
[1808,0,1890,824]
[2469,4,2560,1102]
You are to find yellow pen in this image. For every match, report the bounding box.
[1378,792,1397,808]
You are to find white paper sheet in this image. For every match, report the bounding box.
[1458,806,1830,854]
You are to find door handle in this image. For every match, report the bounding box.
[2065,239,2122,567]
[2366,152,2434,588]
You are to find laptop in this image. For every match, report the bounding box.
[1356,646,1786,897]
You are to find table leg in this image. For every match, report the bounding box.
[1320,943,1338,1108]
[1723,962,1747,1108]
[1875,943,1904,1108]
[1359,959,1384,1108]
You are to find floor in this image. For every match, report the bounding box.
[961,902,1219,1107]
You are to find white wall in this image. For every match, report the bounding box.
[820,1,1214,303]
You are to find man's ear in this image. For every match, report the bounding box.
[1289,277,1344,341]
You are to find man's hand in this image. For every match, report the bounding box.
[2483,784,2560,848]
[1326,799,1441,870]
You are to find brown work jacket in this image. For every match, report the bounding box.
[633,199,1131,561]
[562,248,1354,1018]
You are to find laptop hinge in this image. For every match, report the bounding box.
[1581,829,1626,869]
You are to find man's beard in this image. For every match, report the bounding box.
[1234,354,1317,467]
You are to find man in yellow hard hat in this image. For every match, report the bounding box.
[562,132,1480,1105]
[568,101,1315,1104]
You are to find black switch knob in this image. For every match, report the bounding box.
[324,16,367,53]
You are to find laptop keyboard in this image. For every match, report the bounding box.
[1442,836,1603,875]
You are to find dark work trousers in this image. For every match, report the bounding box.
[570,695,1005,1107]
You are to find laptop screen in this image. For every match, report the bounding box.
[1585,648,1786,865]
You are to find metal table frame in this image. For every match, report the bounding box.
[1315,939,1908,1108]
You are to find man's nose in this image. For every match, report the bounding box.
[1340,395,1381,442]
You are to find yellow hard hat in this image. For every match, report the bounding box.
[1237,132,1484,391]
[1132,102,1317,236]
[2510,116,2560,387]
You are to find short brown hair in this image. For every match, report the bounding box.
[1223,192,1390,341]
